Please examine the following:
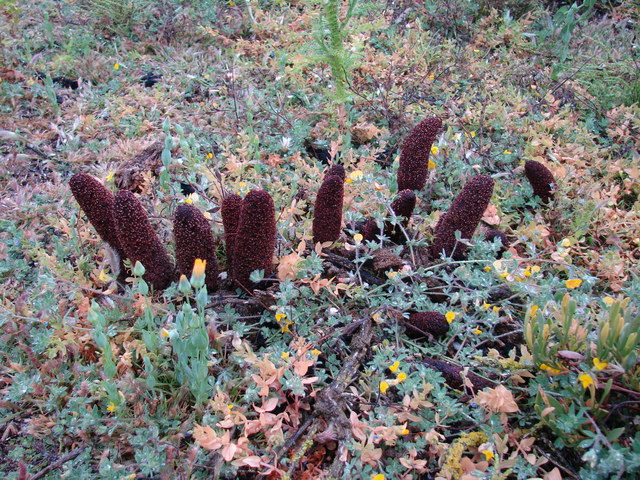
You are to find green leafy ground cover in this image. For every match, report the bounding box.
[1,0,639,479]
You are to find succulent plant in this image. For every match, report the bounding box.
[113,190,175,290]
[312,175,344,245]
[221,193,243,278]
[324,164,346,181]
[69,173,124,255]
[431,174,494,260]
[405,312,450,338]
[174,204,219,290]
[397,117,442,191]
[524,160,555,203]
[233,190,276,291]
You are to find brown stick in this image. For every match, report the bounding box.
[29,447,86,480]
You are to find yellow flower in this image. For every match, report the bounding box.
[503,149,512,155]
[524,266,532,277]
[311,349,321,356]
[206,152,213,159]
[473,328,483,335]
[445,311,456,323]
[349,170,364,181]
[565,279,582,289]
[500,272,509,279]
[530,305,539,317]
[531,265,540,273]
[593,358,608,371]
[428,159,436,169]
[353,233,363,244]
[379,381,390,394]
[345,178,353,184]
[275,313,287,323]
[161,328,170,338]
[113,62,120,70]
[228,0,235,5]
[429,73,435,81]
[561,238,571,247]
[238,181,247,190]
[107,401,116,412]
[578,373,594,389]
[192,258,206,279]
[386,271,398,280]
[396,372,407,383]
[389,361,400,372]
[540,363,561,375]
[228,404,234,410]
[603,296,615,306]
[492,306,501,313]
[473,48,480,53]
[97,270,111,283]
[482,449,494,461]
[484,266,491,272]
[281,352,290,360]
[371,475,385,480]
[399,428,410,435]
[482,303,491,310]
[204,74,211,80]
[203,211,212,219]
[431,145,439,155]
[470,131,476,138]
[105,171,114,182]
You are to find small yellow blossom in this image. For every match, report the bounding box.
[228,404,234,410]
[470,131,476,138]
[561,238,571,247]
[281,352,290,360]
[503,149,512,155]
[204,74,210,80]
[603,296,615,306]
[105,171,115,182]
[473,328,483,335]
[113,62,120,70]
[431,145,439,155]
[396,372,407,383]
[354,233,363,244]
[484,266,491,272]
[125,475,136,480]
[473,48,480,53]
[531,265,540,273]
[445,311,456,323]
[540,363,561,375]
[428,159,436,169]
[379,381,390,394]
[345,178,353,184]
[387,271,398,280]
[578,373,594,389]
[482,303,491,310]
[492,306,501,313]
[238,181,247,190]
[192,258,206,279]
[565,279,582,289]
[482,450,494,461]
[371,475,385,480]
[161,328,170,338]
[275,313,287,323]
[530,305,539,317]
[500,272,509,279]
[97,270,111,283]
[399,428,410,435]
[389,361,400,372]
[206,152,213,159]
[107,401,116,412]
[311,349,321,356]
[593,358,608,371]
[203,211,212,219]
[349,170,364,181]
[429,73,435,81]
[524,266,532,277]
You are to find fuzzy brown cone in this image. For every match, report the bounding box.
[233,190,276,291]
[312,175,344,245]
[423,358,494,391]
[113,190,174,290]
[405,312,450,339]
[324,164,346,181]
[174,204,219,290]
[387,189,416,243]
[524,160,555,203]
[397,117,442,191]
[221,194,243,278]
[70,173,124,254]
[431,174,494,260]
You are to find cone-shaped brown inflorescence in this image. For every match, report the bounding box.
[70,173,125,255]
[423,358,495,390]
[525,160,555,204]
[174,204,219,291]
[405,312,450,339]
[221,194,243,278]
[312,175,344,245]
[324,164,346,181]
[233,190,276,291]
[113,190,175,290]
[397,117,442,191]
[387,189,416,243]
[484,228,509,258]
[431,174,494,260]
